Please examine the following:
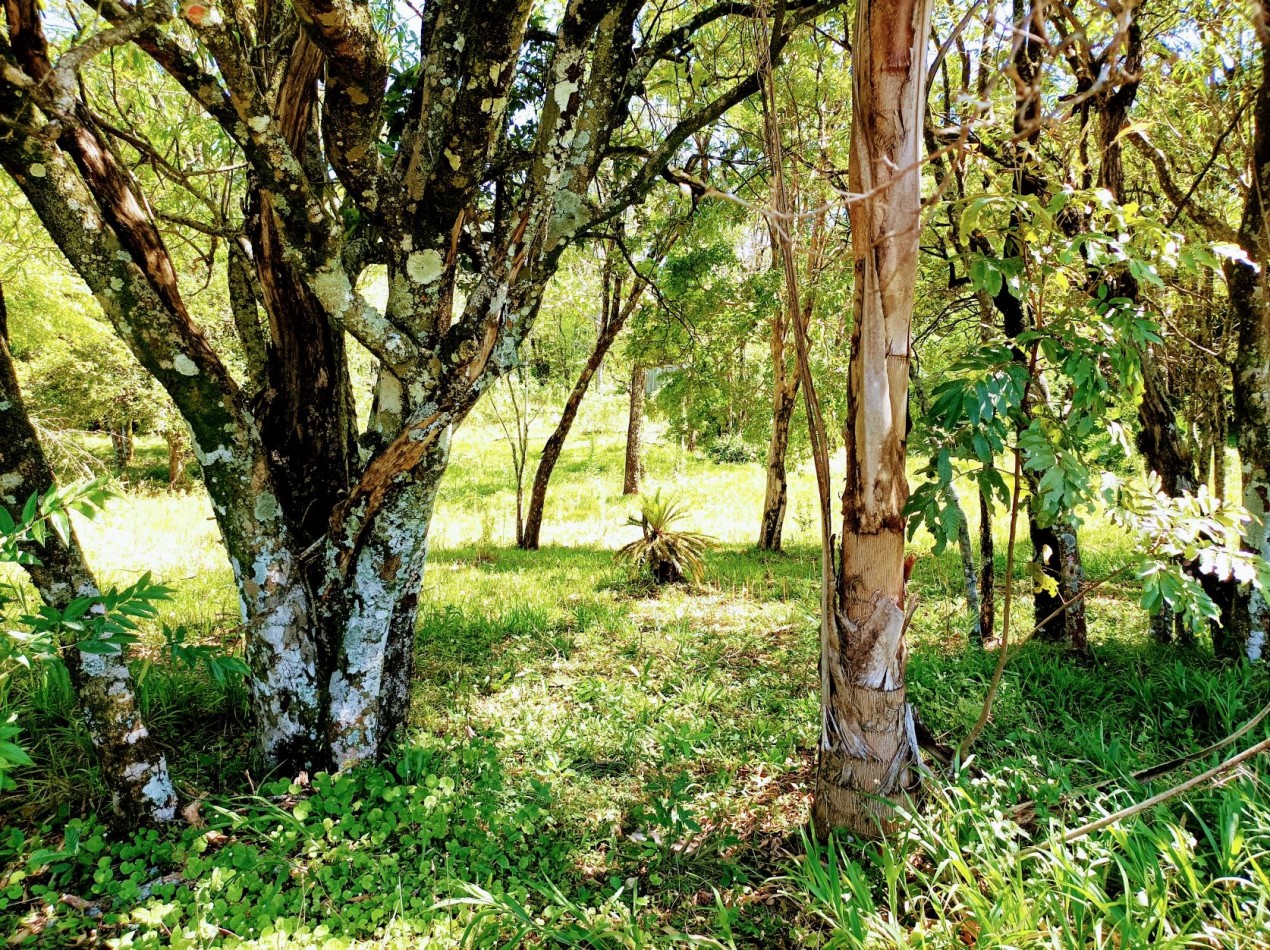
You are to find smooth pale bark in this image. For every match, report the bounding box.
[811,0,930,837]
[0,283,176,824]
[623,364,646,495]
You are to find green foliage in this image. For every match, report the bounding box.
[615,490,712,585]
[703,431,763,465]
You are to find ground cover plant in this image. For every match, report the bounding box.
[4,0,1270,945]
[2,422,1268,946]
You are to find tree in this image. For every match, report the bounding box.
[623,363,647,495]
[799,0,931,835]
[0,0,833,794]
[520,210,687,550]
[0,279,177,822]
[1221,13,1270,661]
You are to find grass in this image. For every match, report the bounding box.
[2,396,1268,947]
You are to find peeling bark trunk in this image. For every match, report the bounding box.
[812,0,930,838]
[0,283,176,824]
[623,364,646,495]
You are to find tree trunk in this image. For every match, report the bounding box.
[1212,34,1270,662]
[523,259,629,549]
[324,437,450,767]
[166,426,186,489]
[623,364,646,495]
[758,374,798,551]
[0,282,177,824]
[812,0,930,837]
[111,420,134,473]
[979,491,995,642]
[951,487,982,644]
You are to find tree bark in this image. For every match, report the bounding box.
[523,304,623,548]
[0,281,177,824]
[811,0,930,837]
[623,364,646,495]
[758,374,798,551]
[1219,32,1270,661]
[979,491,995,642]
[951,488,982,644]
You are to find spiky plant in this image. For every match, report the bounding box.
[615,490,711,585]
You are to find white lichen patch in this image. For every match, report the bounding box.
[29,163,46,178]
[247,116,271,133]
[406,249,444,285]
[254,491,281,522]
[553,80,579,112]
[172,353,199,376]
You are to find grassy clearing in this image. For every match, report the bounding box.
[2,404,1268,947]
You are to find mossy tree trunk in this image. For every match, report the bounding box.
[0,0,834,785]
[0,281,177,824]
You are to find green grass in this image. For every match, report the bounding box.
[2,402,1268,947]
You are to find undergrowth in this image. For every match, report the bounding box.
[2,422,1268,946]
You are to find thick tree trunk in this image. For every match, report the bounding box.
[623,364,646,495]
[758,376,798,551]
[812,0,930,837]
[325,437,450,767]
[0,283,176,824]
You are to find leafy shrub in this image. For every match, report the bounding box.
[704,431,763,464]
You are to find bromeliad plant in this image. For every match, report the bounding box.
[616,490,711,586]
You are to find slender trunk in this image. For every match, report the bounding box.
[1057,520,1088,653]
[811,0,930,837]
[0,283,176,824]
[111,420,134,473]
[979,490,995,642]
[523,295,627,549]
[952,488,982,644]
[1215,399,1228,501]
[165,426,186,489]
[758,376,798,550]
[623,364,645,495]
